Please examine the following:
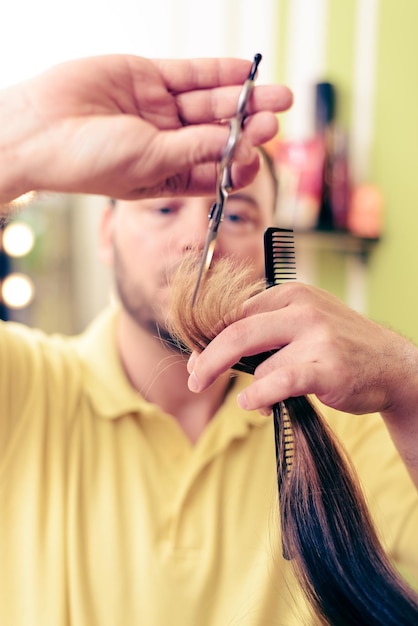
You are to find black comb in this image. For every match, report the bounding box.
[233,227,297,559]
[264,227,297,288]
[264,227,296,560]
[234,227,296,375]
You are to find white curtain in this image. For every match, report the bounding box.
[0,0,279,88]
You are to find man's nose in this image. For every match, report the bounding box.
[180,204,214,253]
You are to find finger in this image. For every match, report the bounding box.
[187,286,337,394]
[236,362,328,410]
[180,156,262,197]
[189,284,319,384]
[237,358,385,416]
[125,113,278,197]
[176,84,293,125]
[187,351,198,374]
[27,115,259,198]
[174,111,279,193]
[153,57,264,93]
[240,282,328,317]
[28,107,276,199]
[188,310,298,393]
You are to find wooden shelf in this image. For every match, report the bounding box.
[293,230,379,259]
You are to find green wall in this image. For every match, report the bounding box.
[325,0,418,342]
[277,0,418,344]
[368,0,418,342]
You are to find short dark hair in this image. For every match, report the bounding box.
[257,144,278,212]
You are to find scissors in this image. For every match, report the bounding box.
[191,53,262,307]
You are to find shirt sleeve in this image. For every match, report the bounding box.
[0,320,78,464]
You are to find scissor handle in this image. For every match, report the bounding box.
[219,53,262,190]
[191,54,262,307]
[235,53,262,119]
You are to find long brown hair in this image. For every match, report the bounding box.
[167,254,418,626]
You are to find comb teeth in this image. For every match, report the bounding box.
[274,401,294,561]
[276,404,294,478]
[264,227,297,289]
[264,227,296,561]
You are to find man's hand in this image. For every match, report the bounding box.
[188,282,416,414]
[187,282,418,485]
[0,54,292,203]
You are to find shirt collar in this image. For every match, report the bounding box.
[73,305,269,430]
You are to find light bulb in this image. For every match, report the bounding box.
[2,222,35,257]
[1,273,35,308]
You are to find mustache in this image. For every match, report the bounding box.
[161,249,201,287]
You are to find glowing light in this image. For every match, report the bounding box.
[2,222,35,257]
[1,273,35,308]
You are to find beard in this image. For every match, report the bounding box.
[112,245,189,356]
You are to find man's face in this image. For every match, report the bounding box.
[100,160,275,340]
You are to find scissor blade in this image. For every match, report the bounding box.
[190,53,262,309]
[191,230,217,307]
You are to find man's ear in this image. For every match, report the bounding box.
[98,200,115,266]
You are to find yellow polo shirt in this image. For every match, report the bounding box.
[0,307,417,625]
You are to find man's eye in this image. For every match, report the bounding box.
[222,207,259,234]
[224,211,253,226]
[225,213,244,223]
[157,206,174,215]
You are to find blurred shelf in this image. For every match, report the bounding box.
[293,230,379,259]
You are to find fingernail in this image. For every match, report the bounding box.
[187,353,197,374]
[237,392,249,410]
[188,371,200,393]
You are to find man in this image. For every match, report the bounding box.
[2,152,417,625]
[0,53,417,625]
[99,149,278,443]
